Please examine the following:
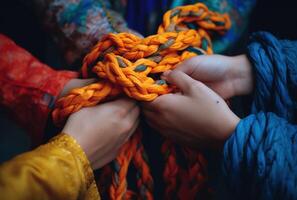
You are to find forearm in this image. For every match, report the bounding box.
[0,34,78,144]
[0,133,99,200]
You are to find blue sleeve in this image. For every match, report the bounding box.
[247,32,297,122]
[222,112,297,199]
[221,32,297,199]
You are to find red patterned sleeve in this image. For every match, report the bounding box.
[0,34,78,145]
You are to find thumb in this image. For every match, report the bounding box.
[163,70,196,94]
[59,78,96,98]
[175,55,209,74]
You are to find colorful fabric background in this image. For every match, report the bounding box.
[23,0,256,65]
[110,0,256,52]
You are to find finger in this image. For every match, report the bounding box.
[174,55,220,83]
[125,104,140,122]
[92,119,139,168]
[100,98,137,115]
[114,106,140,145]
[59,78,97,98]
[175,55,213,74]
[143,109,165,130]
[174,56,202,74]
[121,119,139,145]
[113,98,136,106]
[163,70,197,94]
[191,80,224,101]
[142,93,176,112]
[82,78,97,85]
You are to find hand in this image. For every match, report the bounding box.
[62,98,140,170]
[142,70,240,149]
[174,54,254,99]
[58,78,96,98]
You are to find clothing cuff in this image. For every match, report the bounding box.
[246,31,295,120]
[41,70,78,109]
[49,133,98,194]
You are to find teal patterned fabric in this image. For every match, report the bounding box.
[193,0,256,53]
[25,0,256,64]
[25,0,138,65]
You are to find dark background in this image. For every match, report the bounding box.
[0,0,296,162]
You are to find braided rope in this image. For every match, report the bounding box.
[53,3,231,199]
[178,148,209,199]
[161,141,179,199]
[110,132,138,200]
[133,134,154,200]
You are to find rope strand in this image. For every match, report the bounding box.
[53,3,231,199]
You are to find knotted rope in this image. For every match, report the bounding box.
[53,3,230,199]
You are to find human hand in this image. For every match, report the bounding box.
[175,54,254,99]
[59,78,96,98]
[62,98,140,170]
[142,70,240,149]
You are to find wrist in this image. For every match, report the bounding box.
[62,126,95,168]
[230,55,254,96]
[52,133,96,185]
[216,112,240,150]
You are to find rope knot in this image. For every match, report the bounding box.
[53,3,231,199]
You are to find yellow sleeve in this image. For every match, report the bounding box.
[0,133,100,200]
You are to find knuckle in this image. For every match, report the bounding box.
[118,119,134,135]
[108,117,124,131]
[168,70,179,79]
[189,81,202,92]
[154,95,174,112]
[156,100,168,111]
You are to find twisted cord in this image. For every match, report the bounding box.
[53,3,231,199]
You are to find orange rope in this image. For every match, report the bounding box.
[53,3,231,199]
[161,141,179,199]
